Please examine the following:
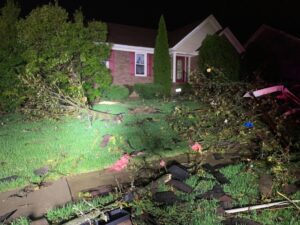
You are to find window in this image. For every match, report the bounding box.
[135,53,146,76]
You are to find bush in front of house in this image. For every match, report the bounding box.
[102,85,129,100]
[153,15,172,95]
[198,34,240,81]
[134,83,165,99]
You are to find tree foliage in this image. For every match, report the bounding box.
[0,0,23,112]
[153,15,171,95]
[17,3,111,117]
[198,34,240,81]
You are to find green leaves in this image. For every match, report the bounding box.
[198,34,240,81]
[153,15,171,96]
[13,3,112,116]
[0,0,23,112]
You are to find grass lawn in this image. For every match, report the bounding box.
[0,99,200,192]
[42,163,300,225]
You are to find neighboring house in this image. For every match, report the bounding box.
[244,24,300,82]
[107,14,245,85]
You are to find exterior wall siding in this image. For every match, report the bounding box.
[111,50,153,85]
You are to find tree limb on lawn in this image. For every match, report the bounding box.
[225,200,300,214]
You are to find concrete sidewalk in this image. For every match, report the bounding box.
[0,178,71,221]
[0,151,241,223]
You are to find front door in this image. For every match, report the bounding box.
[176,56,185,82]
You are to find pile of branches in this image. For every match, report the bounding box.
[169,70,299,178]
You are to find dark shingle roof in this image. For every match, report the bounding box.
[107,23,157,48]
[107,21,201,48]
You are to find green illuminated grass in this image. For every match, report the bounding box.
[0,99,199,192]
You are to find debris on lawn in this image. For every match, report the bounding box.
[0,175,19,184]
[152,191,181,205]
[167,164,189,181]
[33,166,50,177]
[282,183,300,195]
[8,184,38,198]
[197,184,225,200]
[108,154,131,172]
[202,163,230,184]
[222,217,262,225]
[243,121,254,128]
[79,185,113,199]
[129,106,161,114]
[224,200,300,214]
[166,179,193,193]
[0,209,17,223]
[191,142,202,152]
[259,174,273,198]
[42,160,300,225]
[100,134,113,148]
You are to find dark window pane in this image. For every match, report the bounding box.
[136,65,144,74]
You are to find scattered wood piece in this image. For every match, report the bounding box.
[152,191,181,205]
[282,184,299,195]
[202,163,229,184]
[277,191,300,212]
[197,184,225,200]
[259,174,273,198]
[167,165,189,181]
[62,210,102,225]
[0,175,19,183]
[80,185,113,199]
[166,179,193,193]
[224,200,300,214]
[105,208,131,225]
[33,166,50,177]
[218,195,233,209]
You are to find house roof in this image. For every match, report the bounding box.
[107,20,203,48]
[107,23,157,48]
[244,24,300,82]
[245,24,300,49]
[171,15,222,53]
[168,21,201,47]
[107,15,243,55]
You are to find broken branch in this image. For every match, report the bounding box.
[225,200,300,214]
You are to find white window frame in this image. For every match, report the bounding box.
[135,52,147,77]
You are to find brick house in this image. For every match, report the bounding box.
[107,14,245,85]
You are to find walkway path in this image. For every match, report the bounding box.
[0,151,241,223]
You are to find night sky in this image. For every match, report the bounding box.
[1,0,300,43]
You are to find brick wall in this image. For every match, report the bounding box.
[111,50,153,85]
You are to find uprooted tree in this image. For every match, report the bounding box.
[0,0,23,112]
[17,3,112,118]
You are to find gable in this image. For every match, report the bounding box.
[171,15,222,54]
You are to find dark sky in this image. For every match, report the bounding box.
[2,0,300,43]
